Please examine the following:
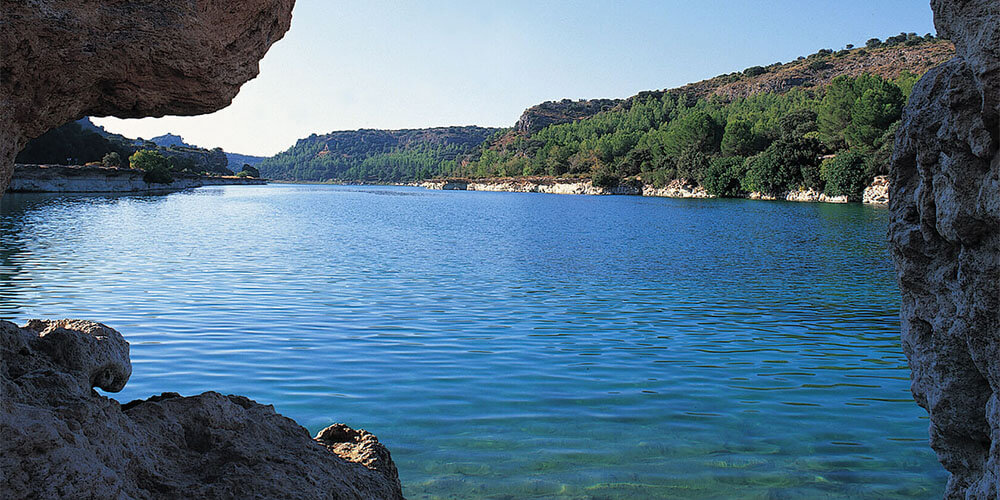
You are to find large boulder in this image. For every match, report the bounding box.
[889,0,999,497]
[0,0,295,194]
[0,320,403,499]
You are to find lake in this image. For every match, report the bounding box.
[0,184,945,498]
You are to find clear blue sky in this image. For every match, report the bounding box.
[93,0,936,157]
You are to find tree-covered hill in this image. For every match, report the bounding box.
[455,34,954,200]
[257,126,501,182]
[17,118,234,175]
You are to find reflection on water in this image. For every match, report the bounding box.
[0,185,943,498]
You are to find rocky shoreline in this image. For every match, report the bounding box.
[420,175,890,205]
[0,320,404,499]
[8,164,266,194]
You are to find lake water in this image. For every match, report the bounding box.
[0,184,945,498]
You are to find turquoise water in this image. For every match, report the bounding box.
[1,185,945,498]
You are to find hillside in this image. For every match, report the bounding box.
[149,132,265,171]
[642,36,952,102]
[260,33,953,191]
[482,37,953,156]
[16,118,234,175]
[448,35,954,201]
[258,126,500,182]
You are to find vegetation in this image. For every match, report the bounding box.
[257,127,499,182]
[238,164,260,177]
[129,150,174,184]
[102,152,123,168]
[15,122,131,165]
[457,67,916,199]
[17,118,234,176]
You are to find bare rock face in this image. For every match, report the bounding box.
[0,0,295,194]
[889,0,999,497]
[0,320,404,499]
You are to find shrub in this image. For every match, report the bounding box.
[742,136,825,195]
[591,168,620,188]
[743,65,767,77]
[102,152,122,168]
[130,150,174,184]
[239,164,260,177]
[808,60,830,71]
[701,156,746,197]
[820,149,870,199]
[142,166,173,184]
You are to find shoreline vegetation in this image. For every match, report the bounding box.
[257,35,951,207]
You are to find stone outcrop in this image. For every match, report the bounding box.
[747,188,848,204]
[642,179,714,199]
[514,99,622,135]
[888,0,999,497]
[421,177,643,195]
[0,0,295,195]
[9,164,265,194]
[0,320,403,499]
[863,175,891,204]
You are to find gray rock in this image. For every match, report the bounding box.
[0,320,404,499]
[889,0,999,497]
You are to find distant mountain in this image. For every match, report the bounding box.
[226,152,266,168]
[258,126,501,182]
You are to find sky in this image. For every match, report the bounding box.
[92,1,936,157]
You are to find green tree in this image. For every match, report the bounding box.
[618,146,652,177]
[721,118,761,156]
[817,76,858,148]
[102,152,122,168]
[779,109,818,138]
[820,149,870,199]
[591,167,620,188]
[845,76,904,148]
[129,150,173,184]
[239,164,261,177]
[894,70,921,99]
[662,111,722,157]
[701,156,746,197]
[742,136,824,195]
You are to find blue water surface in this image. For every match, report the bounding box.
[0,184,945,498]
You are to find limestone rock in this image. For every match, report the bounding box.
[863,175,890,205]
[889,0,999,497]
[9,164,266,193]
[642,179,714,199]
[0,0,295,195]
[0,320,404,499]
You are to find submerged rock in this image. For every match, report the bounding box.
[0,320,403,499]
[889,0,999,497]
[0,0,295,195]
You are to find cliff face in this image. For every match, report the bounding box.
[0,0,295,195]
[514,99,623,135]
[889,0,999,497]
[0,320,403,499]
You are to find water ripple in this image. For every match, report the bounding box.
[0,186,944,498]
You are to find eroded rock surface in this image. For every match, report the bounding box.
[889,0,999,497]
[0,0,295,194]
[0,320,404,499]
